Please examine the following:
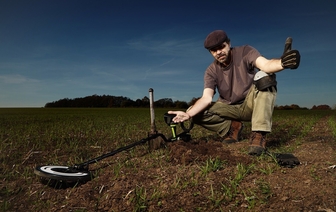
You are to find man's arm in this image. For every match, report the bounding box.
[255,56,284,74]
[255,37,300,73]
[168,88,214,123]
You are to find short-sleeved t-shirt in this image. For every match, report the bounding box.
[204,45,261,104]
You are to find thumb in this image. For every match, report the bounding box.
[283,37,292,54]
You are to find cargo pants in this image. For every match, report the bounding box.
[192,85,277,137]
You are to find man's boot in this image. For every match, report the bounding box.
[248,131,267,156]
[223,120,244,143]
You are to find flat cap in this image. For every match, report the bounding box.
[204,30,229,50]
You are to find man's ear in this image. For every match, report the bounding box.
[226,40,231,48]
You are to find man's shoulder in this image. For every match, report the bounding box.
[232,45,256,52]
[232,45,260,59]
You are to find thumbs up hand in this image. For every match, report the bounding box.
[281,37,301,69]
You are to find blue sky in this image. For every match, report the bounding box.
[0,0,335,108]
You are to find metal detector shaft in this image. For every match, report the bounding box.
[75,133,169,169]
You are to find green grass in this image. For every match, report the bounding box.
[327,114,336,138]
[0,108,172,166]
[0,108,335,211]
[265,110,335,151]
[198,157,226,176]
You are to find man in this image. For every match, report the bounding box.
[168,30,300,156]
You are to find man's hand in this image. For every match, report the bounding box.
[281,37,301,69]
[168,111,191,123]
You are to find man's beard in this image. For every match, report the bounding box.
[217,51,231,65]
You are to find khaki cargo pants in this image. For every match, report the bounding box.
[192,85,277,137]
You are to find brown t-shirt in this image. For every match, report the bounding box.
[204,45,261,104]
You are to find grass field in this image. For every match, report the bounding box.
[1,108,336,211]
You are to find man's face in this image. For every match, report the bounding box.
[209,42,231,64]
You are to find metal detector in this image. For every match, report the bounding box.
[34,89,193,185]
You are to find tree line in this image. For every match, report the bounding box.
[45,94,333,110]
[44,94,191,109]
[274,104,332,110]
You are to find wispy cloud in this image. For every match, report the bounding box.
[143,58,176,80]
[0,74,39,84]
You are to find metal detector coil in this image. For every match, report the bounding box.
[34,165,92,182]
